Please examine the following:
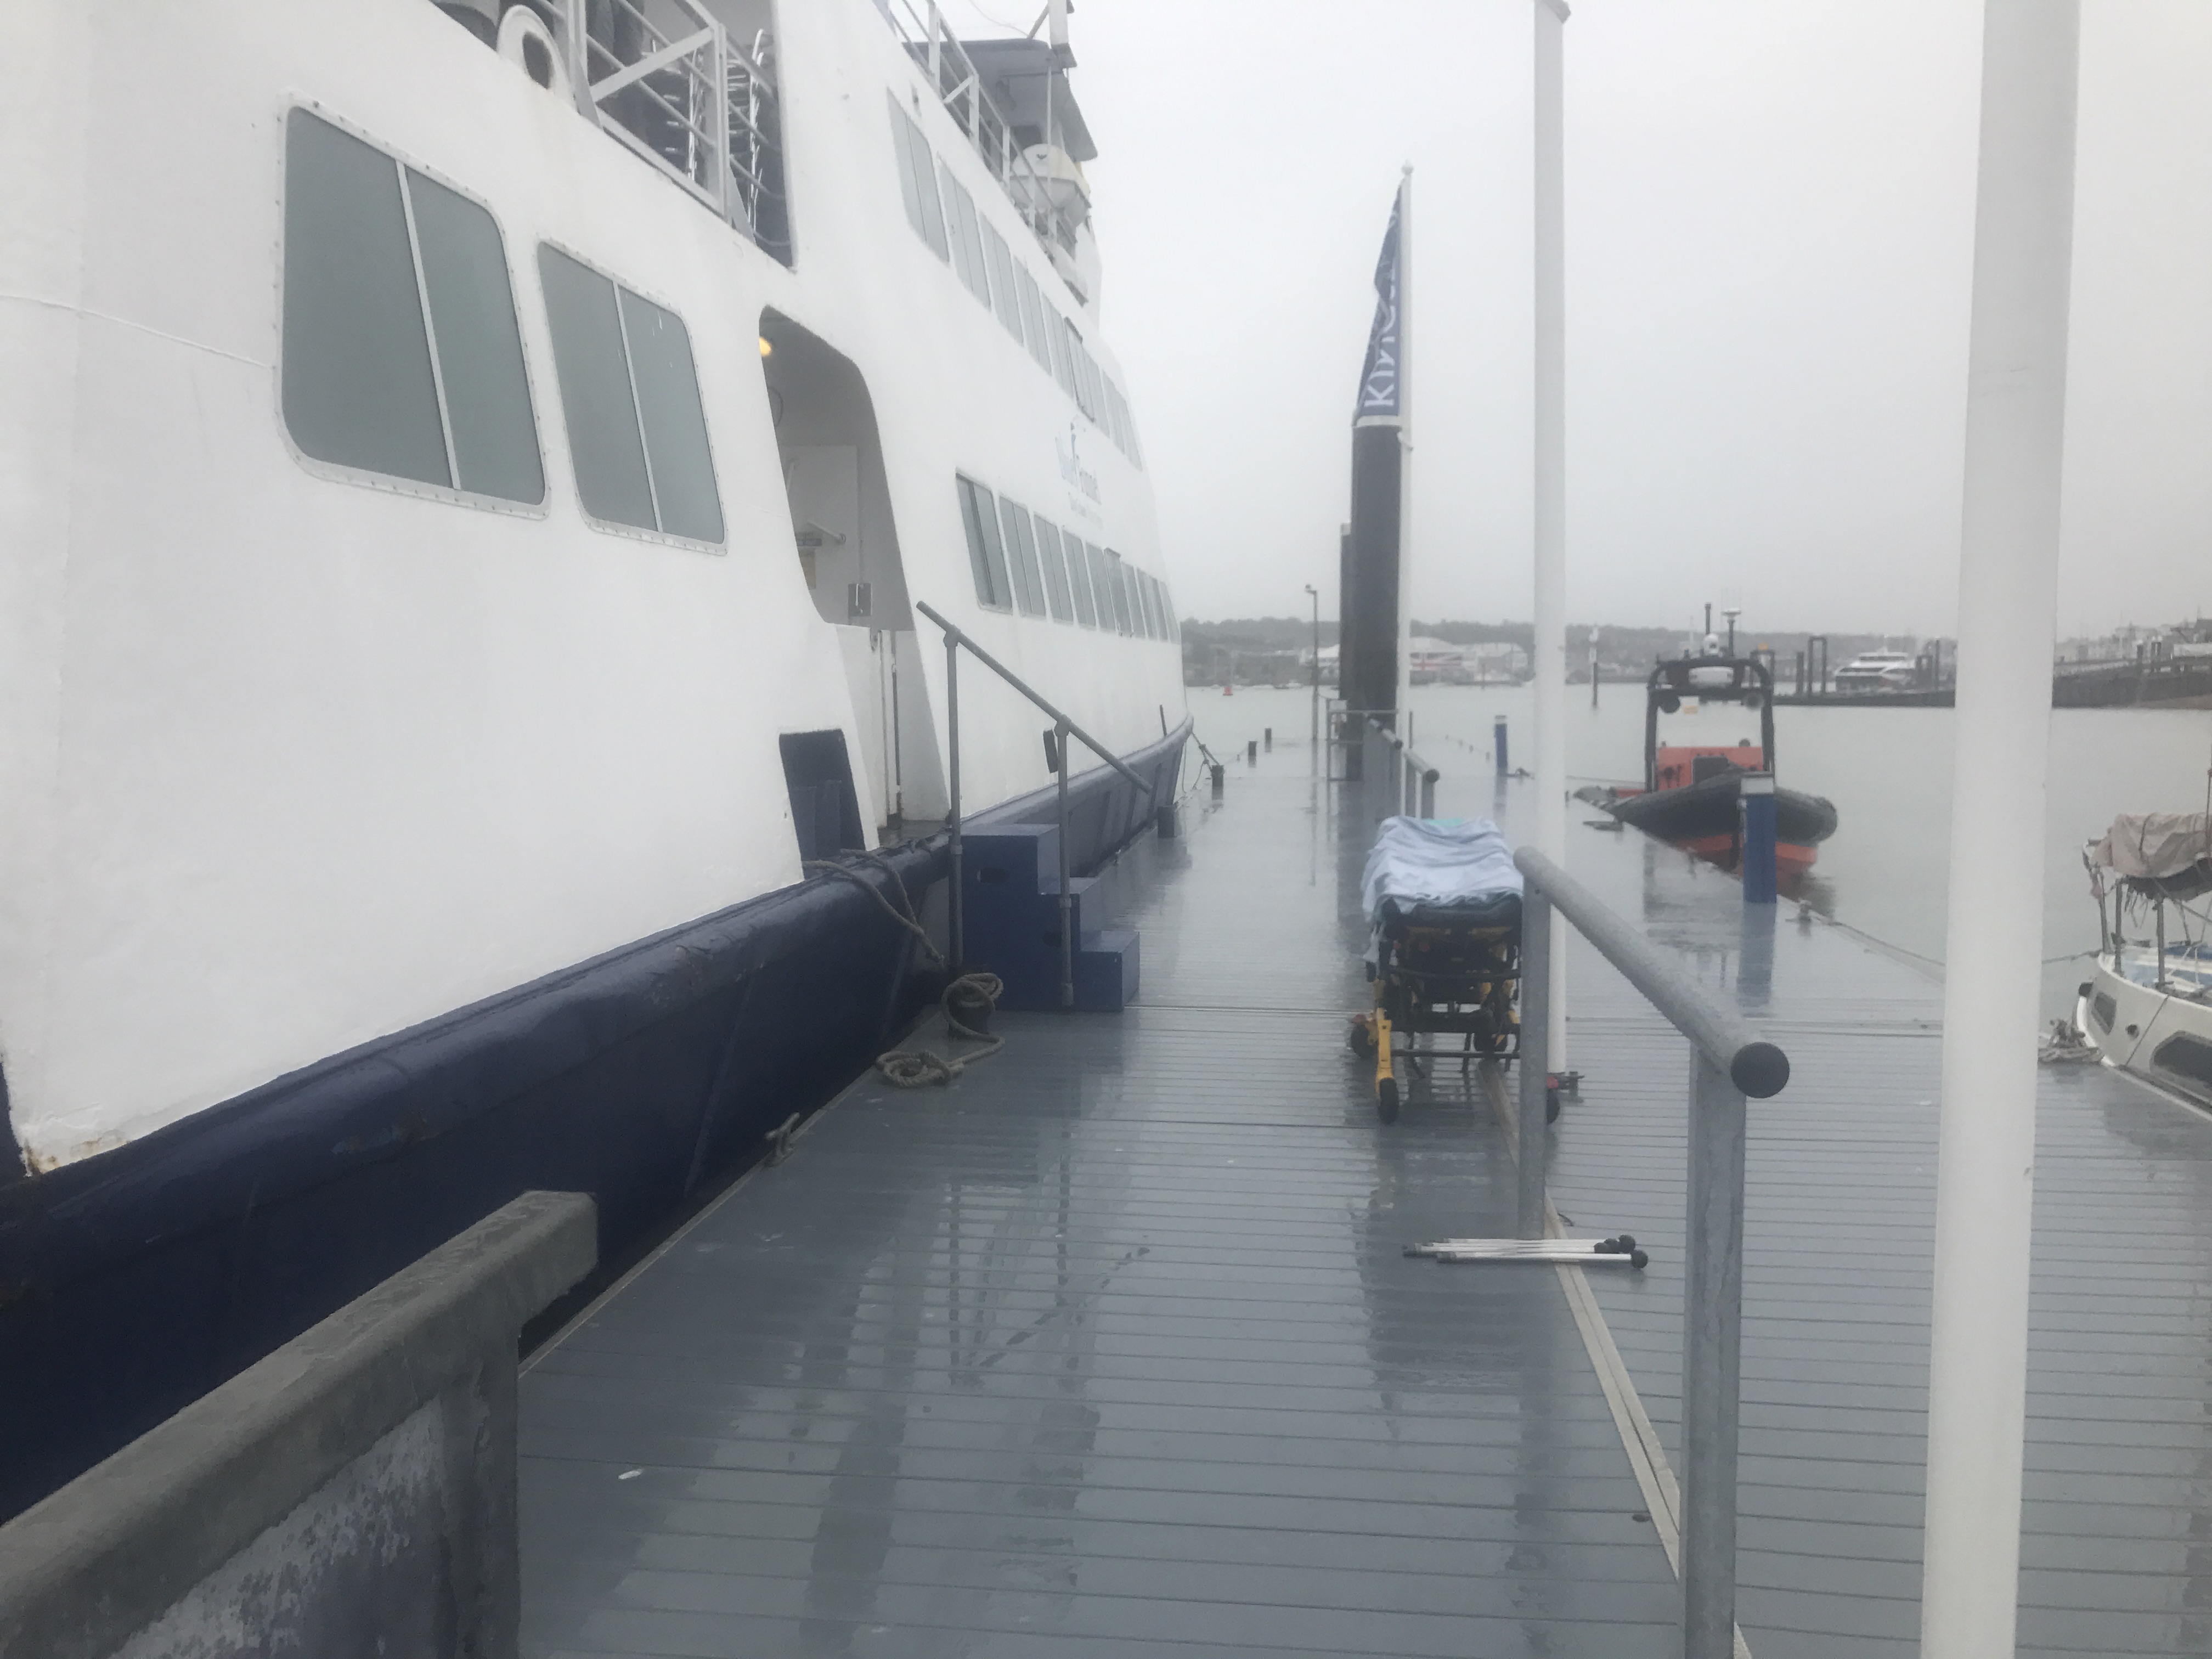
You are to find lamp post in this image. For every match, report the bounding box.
[1305,584,1321,757]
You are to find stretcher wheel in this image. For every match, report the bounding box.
[1376,1076,1400,1124]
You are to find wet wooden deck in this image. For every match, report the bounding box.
[517,737,2212,1657]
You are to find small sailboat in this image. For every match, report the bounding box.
[2076,813,2212,1105]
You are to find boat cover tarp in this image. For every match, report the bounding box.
[1361,816,1522,923]
[2090,813,2212,879]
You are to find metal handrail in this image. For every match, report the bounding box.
[1513,845,1789,1659]
[1363,715,1440,817]
[916,600,1155,1006]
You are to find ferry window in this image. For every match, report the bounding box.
[1032,517,1075,622]
[886,95,949,261]
[1046,308,1080,399]
[1114,386,1143,468]
[1014,267,1055,376]
[956,476,1013,610]
[618,290,723,541]
[281,109,541,503]
[998,499,1048,617]
[1104,380,1136,461]
[538,246,722,542]
[1138,571,1163,638]
[1159,580,1177,639]
[1120,563,1143,638]
[1051,518,1096,627]
[981,223,1025,344]
[1085,542,1120,634]
[1070,337,1103,423]
[939,161,991,309]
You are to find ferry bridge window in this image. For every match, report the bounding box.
[1014,267,1055,376]
[997,499,1048,618]
[281,108,543,504]
[537,246,723,543]
[980,222,1025,345]
[938,161,991,310]
[955,476,1013,610]
[1031,516,1075,623]
[885,95,949,261]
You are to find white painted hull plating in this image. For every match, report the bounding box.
[2078,952,2212,1110]
[0,0,1184,1171]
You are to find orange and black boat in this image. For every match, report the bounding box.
[1594,650,1837,876]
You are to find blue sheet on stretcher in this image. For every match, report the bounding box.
[1361,816,1523,932]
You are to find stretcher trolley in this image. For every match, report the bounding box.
[1347,816,1526,1124]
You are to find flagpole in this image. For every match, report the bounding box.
[1533,0,1568,1062]
[1396,166,1414,720]
[1920,4,2078,1653]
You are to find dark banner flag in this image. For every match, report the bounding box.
[1342,176,1409,731]
[1354,190,1403,425]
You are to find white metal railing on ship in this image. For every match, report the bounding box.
[872,0,1085,264]
[557,0,791,263]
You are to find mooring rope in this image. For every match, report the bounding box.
[802,854,1006,1087]
[876,973,1006,1087]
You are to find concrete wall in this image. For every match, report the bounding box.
[0,1191,596,1659]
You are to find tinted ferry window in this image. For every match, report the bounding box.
[1014,267,1055,376]
[282,109,541,503]
[938,162,991,310]
[1048,518,1096,627]
[886,95,949,260]
[998,499,1047,617]
[1032,517,1075,623]
[1084,542,1118,634]
[980,223,1025,345]
[956,476,1013,610]
[538,246,722,543]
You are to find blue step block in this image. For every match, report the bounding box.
[1074,928,1139,1013]
[961,825,1139,1012]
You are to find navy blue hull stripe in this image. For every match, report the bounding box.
[0,724,1186,1521]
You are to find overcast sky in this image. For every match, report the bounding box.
[953,1,2211,635]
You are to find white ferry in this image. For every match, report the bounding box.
[0,0,1187,1516]
[1831,648,1920,693]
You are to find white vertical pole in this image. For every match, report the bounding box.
[1396,166,1414,719]
[1533,0,1569,1064]
[1921,5,2078,1656]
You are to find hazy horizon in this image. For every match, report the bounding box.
[940,2,2212,638]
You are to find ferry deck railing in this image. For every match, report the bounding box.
[1362,714,1440,816]
[872,0,1087,264]
[556,0,791,264]
[1510,845,1791,1658]
[916,601,1154,1009]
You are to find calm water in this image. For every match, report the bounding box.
[1193,682,2212,1018]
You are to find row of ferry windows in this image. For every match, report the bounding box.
[887,96,1143,470]
[954,476,1173,642]
[281,107,724,543]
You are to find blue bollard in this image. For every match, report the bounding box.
[1741,772,1778,904]
[1494,715,1509,777]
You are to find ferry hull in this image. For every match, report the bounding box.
[0,729,1183,1523]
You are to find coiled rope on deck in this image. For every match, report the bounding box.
[875,972,1007,1087]
[802,852,1007,1087]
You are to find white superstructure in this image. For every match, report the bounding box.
[1,0,1185,1173]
